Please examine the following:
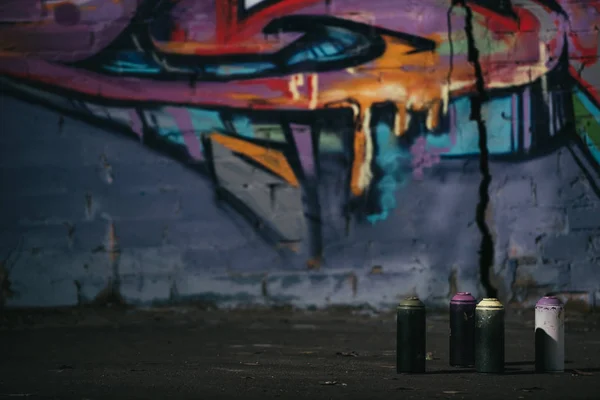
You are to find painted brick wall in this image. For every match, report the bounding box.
[0,0,599,309]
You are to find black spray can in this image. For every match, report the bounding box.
[475,298,505,374]
[449,292,476,367]
[396,297,426,374]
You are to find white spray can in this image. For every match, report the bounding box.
[535,296,565,372]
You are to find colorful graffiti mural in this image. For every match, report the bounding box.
[0,0,599,280]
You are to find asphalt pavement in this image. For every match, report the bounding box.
[1,306,599,400]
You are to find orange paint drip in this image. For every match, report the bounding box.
[308,74,319,110]
[211,133,299,187]
[321,101,370,197]
[394,104,408,137]
[155,39,280,56]
[350,130,367,196]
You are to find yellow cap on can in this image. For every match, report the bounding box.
[397,296,425,309]
[476,298,504,310]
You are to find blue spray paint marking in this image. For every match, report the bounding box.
[204,62,275,77]
[187,109,228,155]
[575,89,600,165]
[363,95,515,224]
[426,96,513,155]
[287,45,348,64]
[188,109,225,132]
[286,27,361,66]
[104,63,161,74]
[103,52,163,74]
[231,115,255,138]
[583,134,600,165]
[426,97,477,155]
[366,122,410,224]
[143,110,186,146]
[483,96,513,153]
[158,127,185,146]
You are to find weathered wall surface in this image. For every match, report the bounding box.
[0,0,599,309]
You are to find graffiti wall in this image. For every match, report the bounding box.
[1,0,599,308]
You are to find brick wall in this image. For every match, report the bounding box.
[0,0,599,309]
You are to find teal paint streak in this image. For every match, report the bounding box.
[105,64,161,74]
[364,96,515,224]
[158,128,185,146]
[576,90,600,121]
[231,115,255,138]
[102,52,162,74]
[366,122,410,224]
[188,108,227,156]
[426,130,454,149]
[584,134,600,164]
[425,96,513,155]
[153,112,186,146]
[425,97,477,155]
[575,89,600,165]
[484,96,513,153]
[188,109,225,132]
[204,62,275,76]
[156,109,228,156]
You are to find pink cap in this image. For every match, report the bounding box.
[450,292,476,305]
[536,296,563,307]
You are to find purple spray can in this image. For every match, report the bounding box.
[449,292,476,367]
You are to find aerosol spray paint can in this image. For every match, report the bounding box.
[396,297,426,373]
[535,296,565,373]
[449,292,476,367]
[475,298,505,374]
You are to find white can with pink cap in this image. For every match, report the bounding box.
[535,296,565,373]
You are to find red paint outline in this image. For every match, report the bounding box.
[216,0,322,45]
[570,65,600,107]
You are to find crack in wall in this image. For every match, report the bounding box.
[450,0,497,298]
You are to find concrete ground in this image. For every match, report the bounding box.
[1,306,599,400]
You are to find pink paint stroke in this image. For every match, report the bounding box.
[522,86,532,150]
[128,109,143,139]
[410,136,442,180]
[290,123,315,177]
[165,106,203,160]
[449,103,457,147]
